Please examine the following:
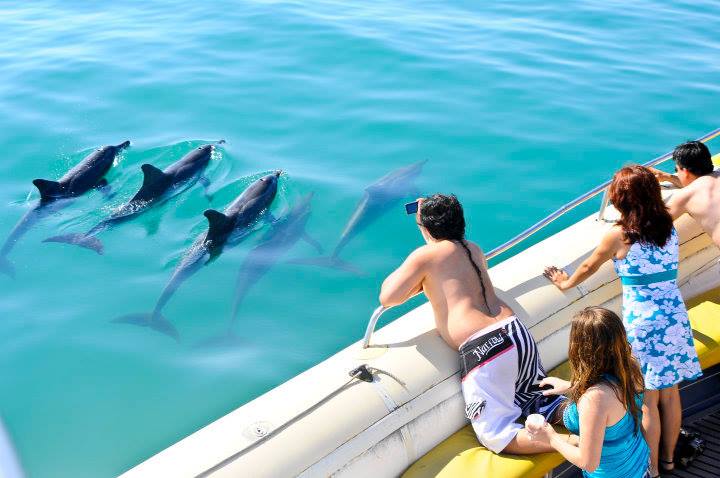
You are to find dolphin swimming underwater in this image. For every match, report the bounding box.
[296,160,426,273]
[232,193,320,336]
[44,142,221,254]
[0,140,130,277]
[113,171,281,340]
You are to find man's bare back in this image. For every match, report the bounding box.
[380,237,513,349]
[667,172,720,247]
[418,240,514,349]
[379,210,515,349]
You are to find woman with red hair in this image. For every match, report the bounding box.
[545,165,701,477]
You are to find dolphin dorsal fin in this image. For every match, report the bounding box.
[140,164,170,188]
[204,209,234,240]
[32,179,63,202]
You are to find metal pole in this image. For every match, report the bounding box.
[597,189,611,222]
[362,306,388,348]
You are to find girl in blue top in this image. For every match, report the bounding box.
[526,307,650,477]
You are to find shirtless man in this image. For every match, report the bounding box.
[380,194,565,455]
[651,140,720,246]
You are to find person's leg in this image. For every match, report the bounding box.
[503,429,555,454]
[658,385,681,471]
[503,318,573,454]
[642,390,661,476]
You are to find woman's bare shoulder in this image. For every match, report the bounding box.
[606,224,625,240]
[578,383,616,408]
[600,224,628,250]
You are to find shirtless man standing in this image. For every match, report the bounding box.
[651,140,720,246]
[380,194,565,455]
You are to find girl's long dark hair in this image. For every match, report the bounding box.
[608,165,673,247]
[419,194,489,308]
[568,307,645,432]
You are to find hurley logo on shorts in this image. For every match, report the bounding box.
[471,333,505,361]
[460,329,514,379]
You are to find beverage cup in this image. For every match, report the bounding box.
[525,413,546,432]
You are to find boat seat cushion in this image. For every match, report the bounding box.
[401,425,566,478]
[686,299,720,369]
[402,297,720,478]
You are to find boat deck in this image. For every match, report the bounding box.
[666,404,720,478]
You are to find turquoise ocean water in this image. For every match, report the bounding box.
[1,1,719,476]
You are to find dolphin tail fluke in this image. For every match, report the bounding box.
[112,313,180,342]
[287,256,365,276]
[112,313,152,327]
[150,316,181,341]
[0,257,15,279]
[32,179,63,202]
[43,234,104,255]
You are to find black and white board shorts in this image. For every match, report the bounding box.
[459,315,565,453]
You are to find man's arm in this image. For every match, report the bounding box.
[649,167,683,188]
[665,188,690,221]
[379,247,429,308]
[649,167,689,220]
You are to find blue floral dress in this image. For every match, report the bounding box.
[613,228,702,390]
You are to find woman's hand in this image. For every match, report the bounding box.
[543,266,570,291]
[540,376,571,396]
[526,421,555,445]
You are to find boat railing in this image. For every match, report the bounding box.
[361,127,720,349]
